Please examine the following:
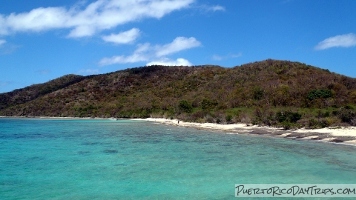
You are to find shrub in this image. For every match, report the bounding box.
[204,115,215,123]
[263,110,276,126]
[308,118,319,129]
[225,114,233,123]
[319,119,330,128]
[338,108,355,123]
[276,111,301,123]
[253,87,264,100]
[307,89,332,100]
[239,114,252,124]
[178,100,193,113]
[201,99,218,110]
[282,121,292,130]
[324,117,339,126]
[344,105,354,110]
[191,110,206,122]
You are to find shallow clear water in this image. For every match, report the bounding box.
[1,118,356,199]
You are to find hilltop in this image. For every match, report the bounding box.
[1,59,356,129]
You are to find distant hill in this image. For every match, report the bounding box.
[0,74,86,110]
[1,59,356,128]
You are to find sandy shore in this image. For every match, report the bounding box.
[139,118,356,146]
[3,116,356,146]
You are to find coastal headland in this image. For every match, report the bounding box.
[2,60,356,138]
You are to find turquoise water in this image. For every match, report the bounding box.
[1,118,356,199]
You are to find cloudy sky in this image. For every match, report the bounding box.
[0,0,355,93]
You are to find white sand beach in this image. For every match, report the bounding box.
[3,116,356,145]
[293,127,356,137]
[141,118,276,132]
[139,118,356,145]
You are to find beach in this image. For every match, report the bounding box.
[139,118,356,146]
[3,116,356,145]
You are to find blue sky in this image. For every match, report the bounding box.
[0,0,356,93]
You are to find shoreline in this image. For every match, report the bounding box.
[2,116,356,146]
[0,116,110,120]
[137,118,356,146]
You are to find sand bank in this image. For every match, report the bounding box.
[139,118,356,146]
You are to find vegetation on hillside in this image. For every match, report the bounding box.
[1,59,356,129]
[0,74,85,110]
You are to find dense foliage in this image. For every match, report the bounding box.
[1,59,356,129]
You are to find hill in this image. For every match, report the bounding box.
[1,59,356,129]
[0,74,86,110]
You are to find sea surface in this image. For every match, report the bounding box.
[1,118,356,199]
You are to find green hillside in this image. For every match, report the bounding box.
[1,59,356,129]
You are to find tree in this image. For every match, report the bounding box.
[178,100,193,113]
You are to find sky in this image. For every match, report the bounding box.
[0,0,356,93]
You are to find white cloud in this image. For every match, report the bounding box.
[0,0,194,37]
[155,37,201,57]
[102,28,140,44]
[67,25,96,38]
[135,43,151,54]
[6,7,69,33]
[99,36,201,66]
[99,54,148,65]
[199,4,225,12]
[212,53,242,61]
[146,58,192,66]
[208,5,225,12]
[78,69,100,75]
[0,15,7,35]
[99,43,150,65]
[212,54,223,61]
[315,33,356,50]
[0,39,5,46]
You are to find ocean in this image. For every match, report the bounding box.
[1,118,356,199]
